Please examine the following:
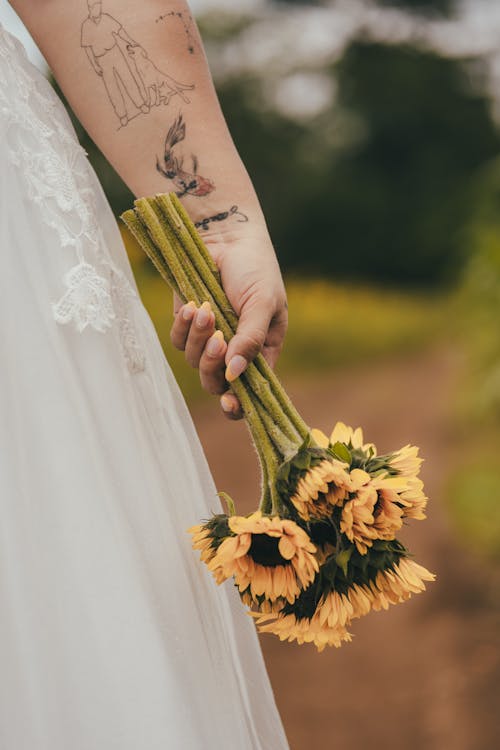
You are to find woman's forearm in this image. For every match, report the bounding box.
[11,0,267,237]
[12,0,289,405]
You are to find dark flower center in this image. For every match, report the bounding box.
[248,534,288,567]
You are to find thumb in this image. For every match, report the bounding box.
[225,295,273,382]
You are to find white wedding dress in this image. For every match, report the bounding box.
[0,22,289,750]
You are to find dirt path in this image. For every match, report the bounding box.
[192,347,500,750]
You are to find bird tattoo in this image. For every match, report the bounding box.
[156,114,215,198]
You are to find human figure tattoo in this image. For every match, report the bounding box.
[81,1,194,128]
[156,114,215,198]
[155,10,198,55]
[195,206,249,231]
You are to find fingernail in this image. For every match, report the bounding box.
[196,301,211,329]
[182,301,196,321]
[220,393,234,413]
[206,330,225,357]
[225,355,248,382]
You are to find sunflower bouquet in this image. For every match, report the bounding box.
[121,192,435,652]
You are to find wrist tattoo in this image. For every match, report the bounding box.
[81,2,194,129]
[195,206,249,231]
[156,113,215,198]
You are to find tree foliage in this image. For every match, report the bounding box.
[378,0,453,16]
[216,41,499,285]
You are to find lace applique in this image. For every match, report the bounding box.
[52,261,116,333]
[0,24,146,373]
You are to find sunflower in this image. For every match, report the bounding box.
[387,444,423,478]
[189,524,217,564]
[340,481,378,554]
[188,514,232,583]
[251,608,352,652]
[372,473,428,521]
[397,476,428,520]
[290,459,370,521]
[313,557,435,624]
[251,584,374,652]
[207,511,318,604]
[373,492,405,539]
[240,592,283,613]
[251,556,434,651]
[340,474,420,554]
[365,557,435,611]
[311,421,376,455]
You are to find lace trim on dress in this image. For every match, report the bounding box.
[108,266,147,373]
[52,261,116,333]
[0,24,146,373]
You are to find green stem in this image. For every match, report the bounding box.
[155,195,235,325]
[231,379,280,514]
[254,356,311,442]
[121,210,181,296]
[244,363,301,444]
[148,199,237,340]
[147,198,213,309]
[133,199,199,304]
[243,389,288,516]
[259,456,272,515]
[169,193,221,280]
[252,395,299,459]
[243,376,300,458]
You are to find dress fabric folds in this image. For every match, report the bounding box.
[0,23,288,750]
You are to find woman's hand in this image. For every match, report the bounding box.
[170,232,288,419]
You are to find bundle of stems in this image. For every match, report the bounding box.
[121,192,310,514]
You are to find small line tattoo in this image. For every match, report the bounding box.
[81,1,194,128]
[195,206,249,231]
[155,9,197,55]
[156,113,215,198]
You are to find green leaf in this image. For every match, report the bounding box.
[277,461,291,482]
[336,547,353,577]
[294,451,311,470]
[330,442,352,464]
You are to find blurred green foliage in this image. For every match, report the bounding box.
[447,467,500,560]
[276,0,453,13]
[457,160,500,423]
[273,41,498,285]
[277,278,447,371]
[444,160,500,561]
[446,460,500,562]
[377,0,453,15]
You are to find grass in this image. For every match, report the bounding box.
[279,278,447,373]
[123,226,449,403]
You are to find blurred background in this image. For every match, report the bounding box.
[2,0,499,747]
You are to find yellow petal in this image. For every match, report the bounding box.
[330,421,350,444]
[278,535,296,560]
[311,428,329,448]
